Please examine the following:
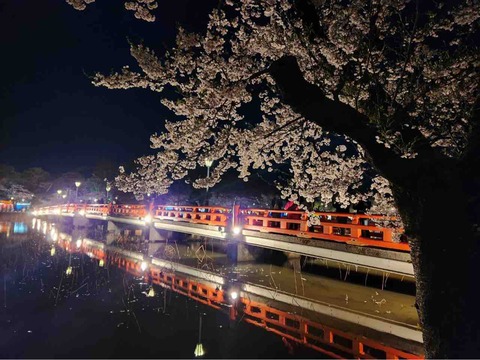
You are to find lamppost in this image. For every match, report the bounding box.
[75,181,81,202]
[57,189,62,204]
[204,159,213,206]
[106,183,111,203]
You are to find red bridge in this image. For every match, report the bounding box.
[35,203,408,252]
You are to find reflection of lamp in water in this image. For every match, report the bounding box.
[147,287,155,297]
[50,247,56,256]
[194,314,205,357]
[230,290,238,300]
[66,266,73,275]
[99,259,104,267]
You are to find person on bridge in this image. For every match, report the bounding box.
[284,201,300,229]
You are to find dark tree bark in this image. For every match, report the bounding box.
[269,55,480,358]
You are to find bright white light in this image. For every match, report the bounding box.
[99,259,104,267]
[230,291,238,300]
[140,261,148,271]
[205,158,213,167]
[65,266,73,275]
[54,208,61,215]
[76,239,82,248]
[94,198,98,202]
[194,343,205,357]
[32,211,37,216]
[233,226,242,235]
[75,181,81,188]
[78,209,85,216]
[144,214,152,223]
[50,247,56,256]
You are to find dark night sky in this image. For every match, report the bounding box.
[0,0,217,174]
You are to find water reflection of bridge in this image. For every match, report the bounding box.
[35,203,413,278]
[39,218,423,359]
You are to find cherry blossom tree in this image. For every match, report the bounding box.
[67,0,480,357]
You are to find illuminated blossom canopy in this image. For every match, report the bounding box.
[69,0,479,222]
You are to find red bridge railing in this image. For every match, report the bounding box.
[34,203,408,252]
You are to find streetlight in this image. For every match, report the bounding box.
[106,183,111,203]
[75,181,81,202]
[204,159,213,206]
[57,189,62,204]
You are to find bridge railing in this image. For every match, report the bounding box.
[111,204,147,218]
[155,205,230,226]
[35,203,408,252]
[240,209,408,251]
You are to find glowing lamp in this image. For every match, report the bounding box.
[66,266,73,275]
[140,261,148,271]
[99,259,104,267]
[233,226,242,235]
[144,214,152,223]
[230,290,238,300]
[50,247,56,256]
[76,239,82,248]
[194,343,205,357]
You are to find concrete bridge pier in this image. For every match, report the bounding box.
[226,241,256,264]
[73,214,90,228]
[106,221,120,245]
[147,226,167,242]
[146,226,168,256]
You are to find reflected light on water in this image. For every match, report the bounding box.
[99,259,104,267]
[50,247,56,256]
[13,222,28,234]
[65,266,73,275]
[230,291,238,300]
[50,228,58,241]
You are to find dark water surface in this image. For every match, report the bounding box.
[0,218,320,358]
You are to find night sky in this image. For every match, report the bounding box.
[0,0,217,174]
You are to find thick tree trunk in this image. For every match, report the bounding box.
[268,55,480,358]
[395,173,480,358]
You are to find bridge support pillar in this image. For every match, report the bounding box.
[284,251,301,259]
[106,221,120,245]
[107,221,119,232]
[148,226,166,242]
[227,242,256,263]
[73,214,89,227]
